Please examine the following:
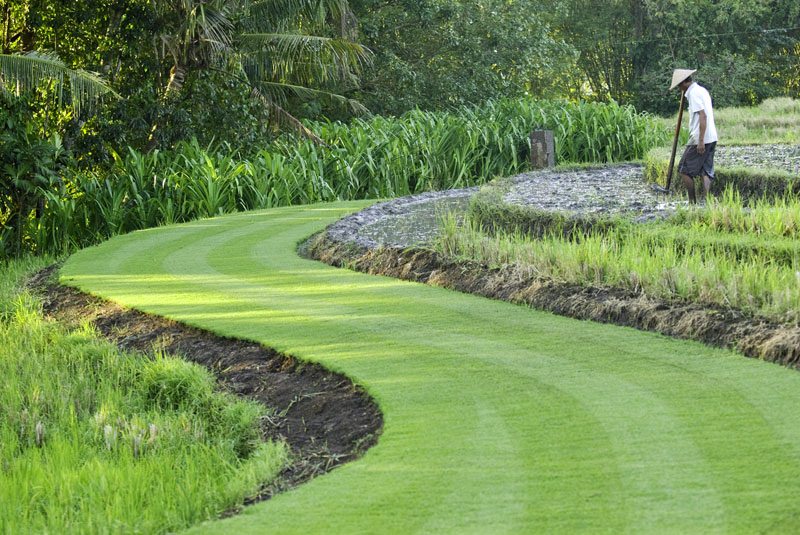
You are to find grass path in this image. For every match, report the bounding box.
[61,202,800,533]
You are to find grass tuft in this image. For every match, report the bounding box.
[0,259,287,533]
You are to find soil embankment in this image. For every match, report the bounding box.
[304,192,800,369]
[27,266,383,505]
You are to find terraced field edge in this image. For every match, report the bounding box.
[303,232,800,368]
[27,265,383,507]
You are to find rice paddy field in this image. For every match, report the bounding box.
[458,98,800,325]
[56,201,800,533]
[444,188,800,323]
[4,97,800,532]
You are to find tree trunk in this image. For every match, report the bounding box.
[144,64,185,152]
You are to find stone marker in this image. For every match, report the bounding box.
[530,130,555,169]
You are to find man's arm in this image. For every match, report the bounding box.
[697,110,707,154]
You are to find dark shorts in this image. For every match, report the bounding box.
[678,142,716,179]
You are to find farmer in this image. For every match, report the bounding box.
[670,69,718,204]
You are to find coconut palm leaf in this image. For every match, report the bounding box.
[154,0,235,66]
[250,84,327,145]
[241,0,353,30]
[252,79,368,114]
[239,33,370,82]
[0,51,119,116]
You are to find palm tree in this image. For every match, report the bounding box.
[0,50,119,115]
[147,0,371,147]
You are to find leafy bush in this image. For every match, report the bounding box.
[0,94,70,257]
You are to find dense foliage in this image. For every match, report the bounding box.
[348,0,573,115]
[4,0,798,121]
[2,98,666,258]
[2,0,369,151]
[1,0,798,258]
[353,0,800,114]
[561,0,800,113]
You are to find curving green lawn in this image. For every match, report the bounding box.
[61,201,800,533]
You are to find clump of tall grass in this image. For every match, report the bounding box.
[11,98,667,258]
[436,210,800,323]
[671,188,800,239]
[714,97,800,144]
[0,262,287,533]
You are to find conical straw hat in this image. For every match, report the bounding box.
[670,69,696,90]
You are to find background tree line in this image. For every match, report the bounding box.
[3,0,799,148]
[350,0,799,115]
[0,0,797,258]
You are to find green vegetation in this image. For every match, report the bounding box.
[4,98,667,259]
[446,99,800,323]
[714,97,800,145]
[0,258,287,533]
[655,97,800,147]
[439,192,800,322]
[352,0,800,114]
[1,0,368,148]
[57,202,800,533]
[2,1,799,530]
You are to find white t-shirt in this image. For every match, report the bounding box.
[685,82,718,145]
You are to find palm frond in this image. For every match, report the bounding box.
[241,0,352,29]
[0,51,119,116]
[250,84,328,145]
[240,32,371,83]
[253,79,368,115]
[196,3,235,54]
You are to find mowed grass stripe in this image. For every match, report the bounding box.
[171,220,631,530]
[60,202,800,533]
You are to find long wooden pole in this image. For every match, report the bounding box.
[665,88,687,191]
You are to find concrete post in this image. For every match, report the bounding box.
[530,130,555,169]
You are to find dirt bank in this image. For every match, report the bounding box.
[304,232,800,369]
[27,266,383,507]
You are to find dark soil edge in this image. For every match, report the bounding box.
[303,232,800,369]
[26,265,383,510]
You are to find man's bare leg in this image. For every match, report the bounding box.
[702,175,712,201]
[681,173,696,203]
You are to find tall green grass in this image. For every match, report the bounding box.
[672,188,800,238]
[0,260,287,533]
[656,97,800,145]
[714,97,800,145]
[437,190,800,323]
[10,98,667,258]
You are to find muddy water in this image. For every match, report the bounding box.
[331,189,476,249]
[502,164,683,215]
[343,164,683,249]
